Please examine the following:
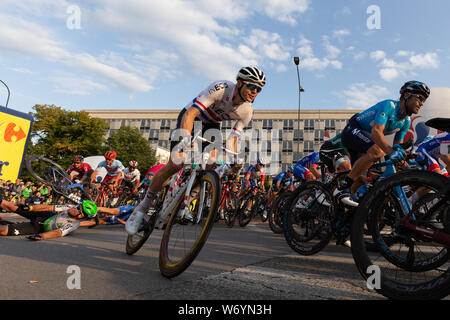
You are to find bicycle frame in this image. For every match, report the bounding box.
[155,132,238,228]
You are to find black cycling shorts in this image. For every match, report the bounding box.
[170,108,221,152]
[341,115,375,164]
[7,222,43,236]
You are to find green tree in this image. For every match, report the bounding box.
[26,104,109,168]
[105,126,156,173]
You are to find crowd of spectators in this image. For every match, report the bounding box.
[0,178,53,208]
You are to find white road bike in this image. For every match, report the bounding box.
[125,131,238,278]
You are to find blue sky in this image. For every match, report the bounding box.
[0,0,449,115]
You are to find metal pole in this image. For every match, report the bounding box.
[294,57,304,154]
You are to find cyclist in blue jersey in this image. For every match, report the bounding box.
[267,166,295,208]
[293,151,321,182]
[336,80,431,204]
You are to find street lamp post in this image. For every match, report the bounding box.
[294,57,304,154]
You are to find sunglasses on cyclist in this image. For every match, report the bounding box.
[411,94,426,104]
[243,81,262,93]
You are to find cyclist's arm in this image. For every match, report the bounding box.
[90,170,98,182]
[371,123,394,155]
[441,154,450,168]
[34,229,62,240]
[181,107,201,136]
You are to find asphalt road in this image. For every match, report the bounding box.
[0,212,386,301]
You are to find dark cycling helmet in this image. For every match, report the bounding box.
[237,66,266,87]
[257,156,268,166]
[400,81,430,99]
[73,155,84,163]
[104,150,117,160]
[287,165,294,173]
[129,160,138,167]
[79,200,97,218]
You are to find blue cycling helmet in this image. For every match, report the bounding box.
[287,165,294,172]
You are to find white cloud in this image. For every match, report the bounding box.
[51,73,108,95]
[258,0,311,26]
[379,68,400,82]
[370,50,440,82]
[0,13,153,94]
[409,52,439,69]
[341,83,390,109]
[333,29,350,38]
[370,50,386,61]
[296,36,342,70]
[322,36,341,59]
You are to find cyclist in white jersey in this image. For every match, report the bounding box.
[126,66,266,235]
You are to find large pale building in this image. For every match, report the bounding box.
[86,109,361,173]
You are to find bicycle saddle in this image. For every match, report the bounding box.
[425,118,450,133]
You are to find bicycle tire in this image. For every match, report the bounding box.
[223,195,237,228]
[283,181,335,255]
[126,211,157,255]
[159,170,221,278]
[268,193,290,234]
[351,170,450,300]
[25,156,73,197]
[257,196,269,223]
[238,196,254,227]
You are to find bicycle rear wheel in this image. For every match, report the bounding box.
[25,156,76,201]
[159,171,221,278]
[268,193,290,234]
[351,170,450,300]
[283,181,335,255]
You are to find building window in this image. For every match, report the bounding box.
[284,119,294,130]
[304,141,314,153]
[141,119,151,130]
[160,119,171,130]
[283,141,293,152]
[304,119,315,131]
[294,130,304,141]
[325,119,336,131]
[222,120,233,130]
[315,130,324,143]
[158,140,170,149]
[261,141,271,153]
[263,119,273,130]
[148,129,159,141]
[293,152,303,161]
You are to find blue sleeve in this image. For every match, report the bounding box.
[394,118,411,142]
[373,100,393,127]
[96,160,106,169]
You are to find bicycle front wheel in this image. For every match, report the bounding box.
[159,171,221,278]
[25,156,74,199]
[283,181,335,255]
[351,170,450,300]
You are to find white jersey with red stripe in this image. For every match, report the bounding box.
[183,80,253,138]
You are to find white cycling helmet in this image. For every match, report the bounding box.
[237,66,266,87]
[129,160,138,167]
